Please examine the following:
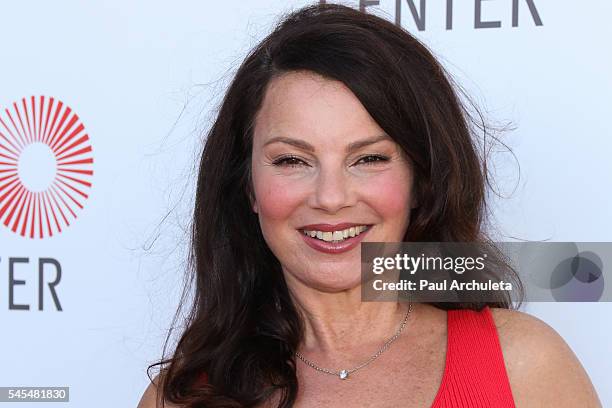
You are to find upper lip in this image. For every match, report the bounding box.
[298,222,371,232]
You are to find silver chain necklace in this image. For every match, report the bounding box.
[294,302,413,380]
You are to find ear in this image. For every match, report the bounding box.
[245,174,258,213]
[249,191,258,213]
[410,194,419,210]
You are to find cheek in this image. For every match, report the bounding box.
[366,173,413,218]
[254,176,305,223]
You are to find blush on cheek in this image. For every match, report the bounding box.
[255,180,305,221]
[367,176,413,216]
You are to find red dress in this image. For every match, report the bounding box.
[195,306,516,407]
[431,306,516,407]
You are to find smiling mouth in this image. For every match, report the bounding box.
[299,225,372,243]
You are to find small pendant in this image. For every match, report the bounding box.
[339,370,349,380]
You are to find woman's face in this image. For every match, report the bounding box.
[250,70,415,293]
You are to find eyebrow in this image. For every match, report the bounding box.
[262,134,392,153]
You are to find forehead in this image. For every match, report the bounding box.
[253,70,385,147]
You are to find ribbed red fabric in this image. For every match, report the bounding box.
[193,306,515,407]
[430,306,516,408]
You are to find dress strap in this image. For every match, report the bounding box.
[431,306,516,408]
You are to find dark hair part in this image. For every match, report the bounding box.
[148,3,522,407]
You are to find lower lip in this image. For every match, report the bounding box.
[298,227,372,254]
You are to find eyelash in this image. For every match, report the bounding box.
[272,154,390,168]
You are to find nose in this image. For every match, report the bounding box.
[309,163,355,213]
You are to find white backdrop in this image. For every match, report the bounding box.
[1,1,610,406]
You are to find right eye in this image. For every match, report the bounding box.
[272,156,308,168]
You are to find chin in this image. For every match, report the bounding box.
[300,271,362,293]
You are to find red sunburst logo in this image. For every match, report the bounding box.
[0,96,94,239]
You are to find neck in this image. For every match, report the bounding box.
[286,276,412,354]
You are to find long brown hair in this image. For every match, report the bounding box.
[148,3,522,407]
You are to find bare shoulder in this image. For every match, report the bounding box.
[489,307,602,408]
[136,373,182,408]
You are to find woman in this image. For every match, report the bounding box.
[138,4,601,407]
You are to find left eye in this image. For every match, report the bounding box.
[272,155,389,168]
[356,155,389,165]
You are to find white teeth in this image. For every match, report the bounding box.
[301,225,369,242]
